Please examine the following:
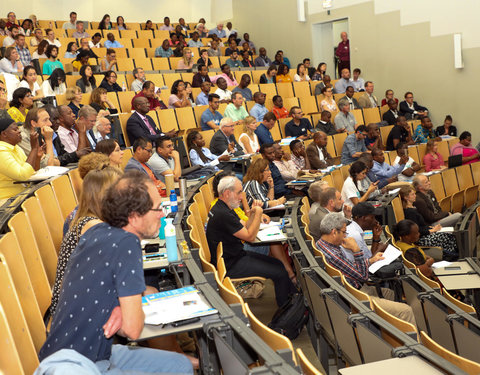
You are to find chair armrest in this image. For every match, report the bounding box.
[420,246,443,261]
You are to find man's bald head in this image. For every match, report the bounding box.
[133,96,150,115]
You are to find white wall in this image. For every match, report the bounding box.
[0,0,232,26]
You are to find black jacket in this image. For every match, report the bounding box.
[126,112,165,146]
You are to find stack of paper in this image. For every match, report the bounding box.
[142,286,217,325]
[432,261,452,269]
[368,245,402,273]
[438,227,454,233]
[256,226,287,242]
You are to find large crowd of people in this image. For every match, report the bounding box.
[0,10,479,374]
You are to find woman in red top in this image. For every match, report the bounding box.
[423,139,446,172]
[272,95,289,119]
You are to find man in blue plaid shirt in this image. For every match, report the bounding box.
[14,34,32,67]
[315,212,416,325]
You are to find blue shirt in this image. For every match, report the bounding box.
[200,109,223,131]
[269,161,290,198]
[189,148,220,170]
[104,40,124,48]
[255,123,274,145]
[341,133,367,164]
[187,40,204,47]
[249,103,268,122]
[333,78,353,94]
[42,60,64,75]
[155,47,173,58]
[38,223,145,362]
[414,125,436,144]
[370,160,404,188]
[208,28,226,38]
[195,92,209,106]
[285,118,312,138]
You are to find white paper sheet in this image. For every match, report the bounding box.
[259,221,281,230]
[256,226,286,242]
[438,227,454,233]
[263,204,285,212]
[432,261,453,269]
[368,244,402,274]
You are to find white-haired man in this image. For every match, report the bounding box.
[206,175,296,306]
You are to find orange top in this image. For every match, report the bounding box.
[273,106,289,119]
[276,74,293,83]
[141,162,166,193]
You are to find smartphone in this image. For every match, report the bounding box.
[36,127,45,147]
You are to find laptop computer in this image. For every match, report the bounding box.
[448,154,462,168]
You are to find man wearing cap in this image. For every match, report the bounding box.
[316,212,416,325]
[0,118,42,200]
[249,92,268,122]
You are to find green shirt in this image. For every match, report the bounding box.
[223,103,248,122]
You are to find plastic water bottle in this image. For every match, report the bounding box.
[164,218,178,262]
[159,216,166,240]
[122,82,126,92]
[170,189,178,213]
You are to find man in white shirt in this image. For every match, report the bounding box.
[89,117,111,145]
[62,12,77,30]
[88,33,102,48]
[131,67,146,93]
[341,86,360,110]
[57,105,89,153]
[214,78,232,103]
[46,29,61,48]
[3,26,19,47]
[30,28,44,47]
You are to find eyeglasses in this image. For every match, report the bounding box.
[143,148,153,154]
[337,229,347,234]
[150,207,163,212]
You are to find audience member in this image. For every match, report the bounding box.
[5,12,20,29]
[206,175,296,306]
[72,49,90,72]
[382,99,403,125]
[66,87,83,118]
[0,46,23,73]
[195,81,211,106]
[226,50,241,68]
[72,20,89,38]
[159,17,174,31]
[335,32,350,75]
[370,148,407,187]
[127,96,175,145]
[364,123,382,150]
[0,118,41,200]
[393,142,421,182]
[243,158,286,209]
[308,183,351,242]
[306,131,334,169]
[249,92,268,121]
[316,212,416,324]
[255,112,276,145]
[57,105,89,155]
[386,116,414,150]
[334,100,356,133]
[20,107,58,167]
[87,33,101,48]
[450,131,480,164]
[261,143,292,198]
[302,58,316,79]
[319,86,338,113]
[290,139,313,172]
[399,92,428,120]
[314,110,335,135]
[45,28,61,47]
[98,14,113,30]
[14,34,32,67]
[210,118,244,161]
[7,87,33,123]
[76,65,97,93]
[30,28,44,47]
[192,64,211,88]
[341,85,360,110]
[224,92,249,122]
[116,16,127,30]
[187,130,230,171]
[99,70,122,92]
[167,80,190,108]
[357,81,378,108]
[272,143,297,182]
[200,94,223,130]
[277,50,291,68]
[238,116,259,153]
[2,26,18,47]
[436,115,457,137]
[423,140,445,172]
[400,186,458,259]
[341,124,368,162]
[259,65,277,84]
[314,75,331,95]
[64,41,79,58]
[276,63,292,83]
[87,116,112,148]
[207,39,221,57]
[177,48,194,69]
[225,40,239,56]
[89,88,119,120]
[42,44,63,75]
[196,49,212,67]
[40,69,65,100]
[104,33,123,48]
[413,175,462,227]
[333,68,351,94]
[311,62,327,81]
[285,106,313,139]
[148,135,182,183]
[155,39,173,57]
[79,37,98,58]
[194,22,208,37]
[211,64,238,86]
[255,47,272,67]
[381,89,399,107]
[351,68,365,92]
[95,138,123,167]
[100,48,118,71]
[241,49,254,67]
[341,160,378,208]
[393,220,435,278]
[208,22,226,38]
[272,95,289,119]
[131,81,167,111]
[21,19,34,36]
[0,80,10,121]
[18,66,43,100]
[214,77,232,102]
[131,67,146,92]
[232,74,253,101]
[294,63,310,82]
[414,116,440,144]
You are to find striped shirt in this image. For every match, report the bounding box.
[315,238,369,289]
[243,180,270,209]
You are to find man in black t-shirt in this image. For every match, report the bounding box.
[386,116,414,151]
[206,175,296,306]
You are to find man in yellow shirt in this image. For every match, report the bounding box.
[0,118,42,200]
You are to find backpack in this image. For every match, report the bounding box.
[268,293,309,340]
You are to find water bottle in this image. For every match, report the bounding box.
[164,218,178,262]
[122,82,126,92]
[159,216,166,240]
[170,189,178,213]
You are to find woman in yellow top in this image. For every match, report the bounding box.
[276,63,293,83]
[0,118,42,200]
[72,50,90,72]
[7,87,33,124]
[392,219,434,278]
